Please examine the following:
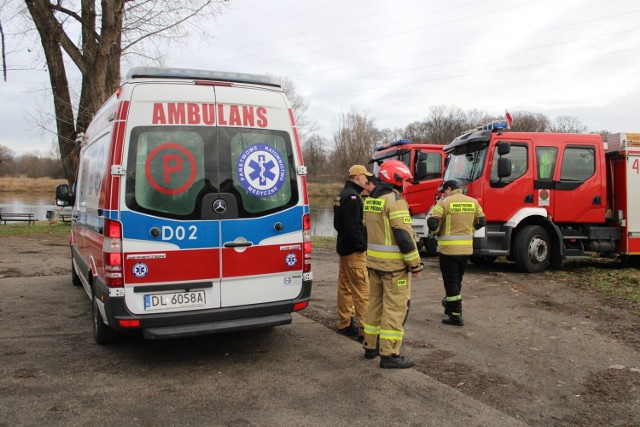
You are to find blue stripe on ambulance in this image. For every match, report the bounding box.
[113,206,306,249]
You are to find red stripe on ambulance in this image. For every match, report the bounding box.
[123,249,220,284]
[222,245,302,278]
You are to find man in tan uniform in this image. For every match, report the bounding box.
[428,180,486,326]
[333,165,372,339]
[362,160,423,369]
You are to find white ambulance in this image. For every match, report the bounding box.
[56,67,313,344]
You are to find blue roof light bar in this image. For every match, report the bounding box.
[461,120,509,135]
[374,138,412,152]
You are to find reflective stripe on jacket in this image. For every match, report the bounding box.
[431,189,485,256]
[364,187,422,272]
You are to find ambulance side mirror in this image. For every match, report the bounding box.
[56,184,75,207]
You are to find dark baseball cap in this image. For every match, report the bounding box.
[438,180,459,192]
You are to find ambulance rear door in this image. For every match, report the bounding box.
[119,82,223,315]
[213,85,305,308]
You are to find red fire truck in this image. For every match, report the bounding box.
[439,122,640,272]
[369,139,445,250]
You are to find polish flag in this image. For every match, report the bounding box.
[505,110,513,129]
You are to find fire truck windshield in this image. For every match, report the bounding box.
[442,146,489,185]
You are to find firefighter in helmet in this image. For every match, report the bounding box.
[362,160,423,369]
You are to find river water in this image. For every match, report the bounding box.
[0,193,337,237]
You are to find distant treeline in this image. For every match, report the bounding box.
[301,106,610,182]
[0,147,65,179]
[1,106,611,182]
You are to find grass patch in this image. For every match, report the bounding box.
[307,182,342,198]
[551,259,640,315]
[0,177,67,194]
[312,236,336,249]
[0,222,70,238]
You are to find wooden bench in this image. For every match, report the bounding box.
[0,213,39,225]
[59,214,73,223]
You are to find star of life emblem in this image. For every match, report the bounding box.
[132,262,149,278]
[285,252,297,267]
[237,143,286,198]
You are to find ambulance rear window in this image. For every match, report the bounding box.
[125,126,298,219]
[126,128,206,217]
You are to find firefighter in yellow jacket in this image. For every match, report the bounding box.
[362,160,423,369]
[428,180,486,326]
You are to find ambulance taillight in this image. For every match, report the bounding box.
[293,301,309,311]
[103,219,123,287]
[303,213,312,273]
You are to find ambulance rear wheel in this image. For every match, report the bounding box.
[92,290,119,345]
[514,225,550,273]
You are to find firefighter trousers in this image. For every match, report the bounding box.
[439,254,469,316]
[363,268,411,357]
[337,251,370,334]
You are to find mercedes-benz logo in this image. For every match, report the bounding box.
[212,199,227,214]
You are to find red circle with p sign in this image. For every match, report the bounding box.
[145,143,196,195]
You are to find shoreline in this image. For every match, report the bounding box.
[0,177,341,197]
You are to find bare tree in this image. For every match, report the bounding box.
[423,105,470,145]
[550,115,588,133]
[378,127,405,145]
[0,144,15,175]
[331,109,379,176]
[15,153,42,177]
[510,111,550,132]
[404,121,429,144]
[279,76,318,142]
[302,133,328,181]
[11,0,228,185]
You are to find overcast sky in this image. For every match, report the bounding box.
[2,0,640,156]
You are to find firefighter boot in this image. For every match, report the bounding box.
[441,297,451,315]
[442,315,464,327]
[364,348,379,359]
[380,354,414,369]
[364,337,379,359]
[338,318,359,337]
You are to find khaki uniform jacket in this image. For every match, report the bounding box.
[430,189,485,256]
[364,186,423,273]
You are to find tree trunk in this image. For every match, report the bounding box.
[25,0,78,185]
[25,0,125,185]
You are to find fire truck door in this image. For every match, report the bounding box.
[483,143,531,222]
[551,145,605,223]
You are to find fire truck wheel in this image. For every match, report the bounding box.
[514,225,550,273]
[92,288,119,345]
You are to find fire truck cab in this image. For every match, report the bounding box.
[369,139,445,250]
[440,121,640,273]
